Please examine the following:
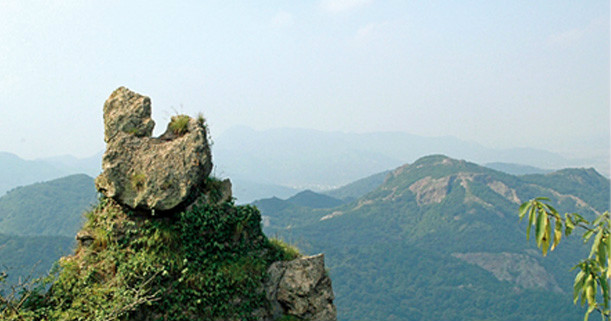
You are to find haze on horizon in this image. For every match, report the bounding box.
[0,1,608,168]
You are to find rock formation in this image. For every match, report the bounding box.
[95,87,213,211]
[85,87,337,320]
[266,254,337,321]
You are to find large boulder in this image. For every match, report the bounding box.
[265,254,337,321]
[95,87,213,211]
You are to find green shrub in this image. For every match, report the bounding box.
[269,238,301,261]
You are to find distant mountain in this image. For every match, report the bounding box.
[0,151,102,197]
[253,190,346,229]
[37,151,102,178]
[213,126,609,193]
[0,152,68,196]
[229,178,299,204]
[324,170,389,202]
[286,190,345,209]
[258,155,610,321]
[0,174,97,237]
[484,162,552,175]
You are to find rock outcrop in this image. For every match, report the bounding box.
[266,254,337,321]
[95,87,213,211]
[83,87,337,320]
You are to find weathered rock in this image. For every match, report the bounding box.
[95,87,213,211]
[265,254,337,321]
[102,87,155,142]
[187,178,233,211]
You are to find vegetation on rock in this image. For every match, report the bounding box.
[169,114,191,136]
[0,195,301,321]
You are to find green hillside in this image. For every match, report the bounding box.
[286,190,345,209]
[0,233,74,291]
[260,155,609,321]
[0,174,97,237]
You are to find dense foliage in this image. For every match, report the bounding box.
[1,196,298,321]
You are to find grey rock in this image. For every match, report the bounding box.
[103,86,155,142]
[95,87,213,211]
[265,254,337,321]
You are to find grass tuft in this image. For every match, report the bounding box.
[169,115,190,136]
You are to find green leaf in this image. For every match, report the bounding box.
[574,270,586,304]
[551,219,563,251]
[592,213,606,226]
[573,213,589,225]
[565,214,575,236]
[542,219,552,256]
[546,203,559,216]
[536,210,548,249]
[583,230,595,243]
[518,202,530,220]
[527,206,536,240]
[589,229,604,259]
[586,275,596,306]
[601,276,609,309]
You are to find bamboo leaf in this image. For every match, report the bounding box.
[551,219,563,251]
[518,202,530,220]
[592,213,606,226]
[601,276,609,309]
[590,229,604,259]
[574,270,586,304]
[565,214,575,236]
[536,211,547,249]
[527,206,536,240]
[546,203,559,216]
[542,218,552,256]
[583,230,595,244]
[586,275,596,306]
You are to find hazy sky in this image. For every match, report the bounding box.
[1,1,609,162]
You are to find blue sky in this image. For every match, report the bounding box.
[0,1,608,164]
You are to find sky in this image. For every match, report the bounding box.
[0,1,609,165]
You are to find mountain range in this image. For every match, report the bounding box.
[1,127,607,203]
[213,126,609,195]
[0,150,609,320]
[257,155,610,321]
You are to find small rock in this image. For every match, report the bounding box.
[265,254,337,321]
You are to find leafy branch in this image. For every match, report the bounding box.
[519,197,610,321]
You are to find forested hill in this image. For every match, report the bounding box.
[259,154,610,321]
[0,174,97,236]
